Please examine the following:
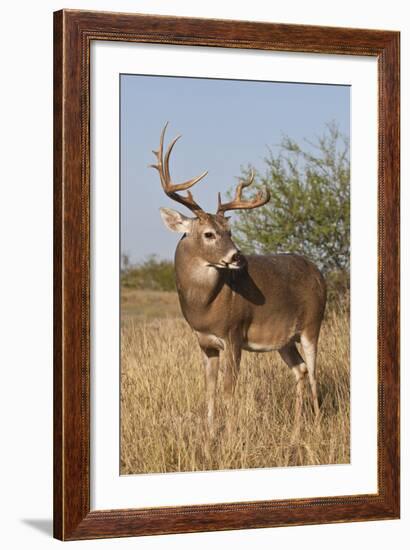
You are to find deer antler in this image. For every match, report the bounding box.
[150,123,208,218]
[216,170,270,216]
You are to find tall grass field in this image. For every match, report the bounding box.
[121,288,350,474]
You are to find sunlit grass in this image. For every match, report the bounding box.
[120,291,350,474]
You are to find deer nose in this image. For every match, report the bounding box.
[230,251,243,264]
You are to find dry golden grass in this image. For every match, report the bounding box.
[121,291,350,474]
[121,288,181,320]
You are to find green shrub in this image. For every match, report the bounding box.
[121,255,176,291]
[231,122,350,302]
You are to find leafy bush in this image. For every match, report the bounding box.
[121,255,176,291]
[230,122,350,303]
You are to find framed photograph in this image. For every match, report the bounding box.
[54,9,400,540]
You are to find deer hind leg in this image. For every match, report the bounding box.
[201,348,220,436]
[279,344,307,437]
[300,332,320,419]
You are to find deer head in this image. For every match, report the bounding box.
[151,123,270,270]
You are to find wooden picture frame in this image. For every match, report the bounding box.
[53,9,400,540]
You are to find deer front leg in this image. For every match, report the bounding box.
[201,348,220,436]
[223,340,242,399]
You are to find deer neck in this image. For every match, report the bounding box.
[174,238,228,311]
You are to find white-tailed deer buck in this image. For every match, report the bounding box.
[151,123,327,435]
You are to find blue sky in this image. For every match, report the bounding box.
[121,74,350,262]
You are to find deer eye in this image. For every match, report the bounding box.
[204,232,215,240]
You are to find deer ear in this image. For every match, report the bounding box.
[159,207,193,233]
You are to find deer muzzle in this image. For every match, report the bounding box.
[221,250,245,270]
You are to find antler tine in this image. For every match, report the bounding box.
[164,134,181,184]
[150,122,169,181]
[240,169,255,188]
[164,135,208,192]
[150,123,208,217]
[217,170,270,216]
